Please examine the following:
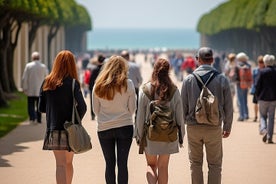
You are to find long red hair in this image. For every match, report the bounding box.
[43,50,79,91]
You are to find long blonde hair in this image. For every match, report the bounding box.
[94,55,128,100]
[43,50,79,91]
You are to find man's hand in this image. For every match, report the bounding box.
[222,131,230,138]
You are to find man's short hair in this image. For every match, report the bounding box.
[263,54,275,66]
[121,50,130,60]
[32,51,40,60]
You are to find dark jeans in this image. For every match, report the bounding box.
[98,125,133,184]
[134,87,139,122]
[89,90,95,119]
[28,96,41,122]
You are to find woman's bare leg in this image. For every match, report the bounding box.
[157,154,170,184]
[53,150,74,184]
[254,103,258,121]
[145,154,158,184]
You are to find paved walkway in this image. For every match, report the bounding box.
[0,54,276,184]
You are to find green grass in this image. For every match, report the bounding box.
[0,92,28,138]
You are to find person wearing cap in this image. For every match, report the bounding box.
[22,51,48,124]
[255,54,276,144]
[235,52,252,121]
[88,54,106,120]
[181,47,233,184]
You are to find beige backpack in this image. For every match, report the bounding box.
[193,72,220,126]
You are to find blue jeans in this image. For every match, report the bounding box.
[259,100,276,140]
[28,96,41,122]
[98,125,133,184]
[236,84,249,119]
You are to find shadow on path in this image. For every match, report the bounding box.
[0,117,46,167]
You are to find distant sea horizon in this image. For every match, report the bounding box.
[87,28,200,51]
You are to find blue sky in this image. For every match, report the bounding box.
[76,0,228,29]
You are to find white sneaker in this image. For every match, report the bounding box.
[260,129,267,135]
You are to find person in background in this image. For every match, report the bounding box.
[92,55,136,184]
[181,47,233,184]
[121,50,142,121]
[212,56,223,73]
[235,52,252,121]
[255,54,276,144]
[83,65,91,98]
[250,55,265,122]
[39,50,87,184]
[171,53,184,81]
[88,54,105,120]
[135,58,185,184]
[22,51,48,124]
[224,53,237,99]
[181,55,196,75]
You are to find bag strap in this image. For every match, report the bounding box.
[193,71,217,89]
[142,83,153,100]
[168,85,177,101]
[71,79,75,124]
[142,83,177,101]
[71,79,81,124]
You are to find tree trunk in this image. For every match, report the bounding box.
[7,21,22,92]
[0,82,8,107]
[0,24,11,93]
[47,24,60,70]
[28,20,40,60]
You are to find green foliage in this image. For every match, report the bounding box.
[55,0,76,24]
[265,0,276,26]
[197,0,276,35]
[0,92,28,138]
[0,0,92,30]
[75,5,92,30]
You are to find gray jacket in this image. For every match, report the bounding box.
[181,65,233,132]
[128,61,143,89]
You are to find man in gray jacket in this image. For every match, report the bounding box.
[22,51,48,124]
[181,47,233,184]
[121,50,142,120]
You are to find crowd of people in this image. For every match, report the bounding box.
[21,47,276,184]
[223,52,276,144]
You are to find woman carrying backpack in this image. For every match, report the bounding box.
[135,58,185,184]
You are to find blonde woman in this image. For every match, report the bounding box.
[92,55,136,184]
[39,50,87,184]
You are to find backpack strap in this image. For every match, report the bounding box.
[142,83,177,101]
[168,85,177,101]
[193,71,218,89]
[142,83,153,101]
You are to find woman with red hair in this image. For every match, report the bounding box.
[39,50,87,184]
